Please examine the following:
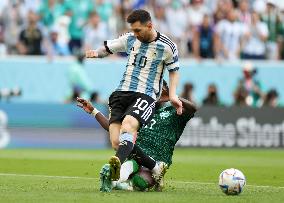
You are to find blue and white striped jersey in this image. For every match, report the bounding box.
[104,32,179,100]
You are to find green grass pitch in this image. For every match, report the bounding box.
[0,148,284,203]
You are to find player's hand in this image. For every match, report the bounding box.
[85,50,98,58]
[170,95,183,115]
[76,97,94,114]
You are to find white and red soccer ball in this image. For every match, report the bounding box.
[219,168,246,195]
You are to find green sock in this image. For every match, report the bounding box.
[131,174,149,191]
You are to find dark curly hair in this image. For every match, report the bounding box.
[127,9,152,24]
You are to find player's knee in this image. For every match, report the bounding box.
[120,124,132,134]
[121,116,139,133]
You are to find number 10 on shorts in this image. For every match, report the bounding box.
[133,98,149,110]
[133,98,155,121]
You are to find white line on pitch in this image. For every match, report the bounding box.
[0,173,283,189]
[171,180,284,189]
[0,173,96,180]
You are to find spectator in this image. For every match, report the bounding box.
[187,0,209,27]
[253,0,266,14]
[213,0,233,24]
[192,14,215,59]
[237,0,251,25]
[23,0,41,13]
[234,84,249,106]
[202,83,221,106]
[263,89,279,107]
[0,0,8,14]
[90,91,101,103]
[165,0,188,56]
[16,11,43,55]
[180,82,195,103]
[204,0,217,13]
[261,0,282,60]
[44,26,70,57]
[94,0,115,37]
[234,62,263,107]
[38,0,67,30]
[83,11,108,50]
[94,0,113,23]
[0,24,7,56]
[1,1,25,54]
[215,9,246,60]
[51,14,71,53]
[66,0,94,54]
[241,11,268,60]
[278,5,284,59]
[152,3,170,36]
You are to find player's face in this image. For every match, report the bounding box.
[130,21,152,43]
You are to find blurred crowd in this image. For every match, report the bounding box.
[1,0,284,60]
[180,61,281,108]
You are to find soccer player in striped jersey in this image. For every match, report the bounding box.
[77,80,197,191]
[85,9,182,186]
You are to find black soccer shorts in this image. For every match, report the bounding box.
[108,91,156,126]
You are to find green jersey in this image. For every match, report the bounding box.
[38,2,67,28]
[261,12,281,42]
[136,105,192,166]
[65,0,93,39]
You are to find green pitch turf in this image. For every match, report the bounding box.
[0,148,284,203]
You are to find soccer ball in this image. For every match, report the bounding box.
[219,168,246,195]
[132,166,156,191]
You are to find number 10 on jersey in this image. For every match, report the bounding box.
[131,54,147,68]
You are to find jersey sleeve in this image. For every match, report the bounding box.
[104,33,132,54]
[164,44,179,72]
[179,112,194,124]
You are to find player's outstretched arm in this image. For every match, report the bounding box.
[76,97,109,131]
[86,32,130,59]
[169,71,183,115]
[179,97,197,116]
[85,46,110,58]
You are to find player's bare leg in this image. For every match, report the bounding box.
[108,123,122,180]
[109,122,121,150]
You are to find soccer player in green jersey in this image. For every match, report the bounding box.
[77,81,196,191]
